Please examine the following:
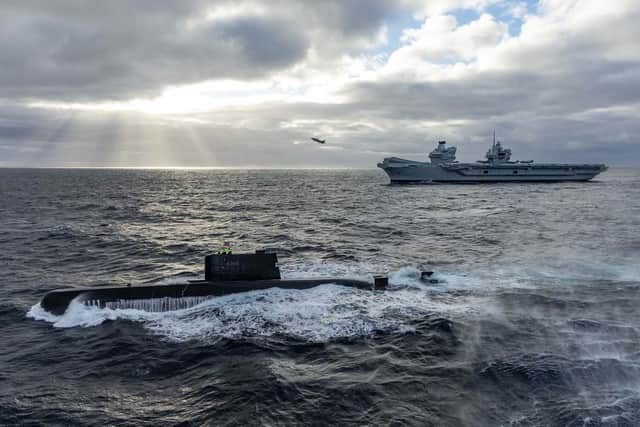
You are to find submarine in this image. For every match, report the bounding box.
[40,251,390,315]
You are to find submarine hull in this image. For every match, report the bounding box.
[41,278,384,315]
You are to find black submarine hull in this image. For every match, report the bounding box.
[40,252,389,315]
[41,277,386,315]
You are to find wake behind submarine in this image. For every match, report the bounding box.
[40,251,391,315]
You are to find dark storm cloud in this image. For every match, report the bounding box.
[345,61,640,122]
[0,0,394,101]
[291,0,392,42]
[0,1,639,167]
[0,2,303,100]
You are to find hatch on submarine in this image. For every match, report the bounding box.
[40,251,390,315]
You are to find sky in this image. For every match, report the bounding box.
[0,0,639,168]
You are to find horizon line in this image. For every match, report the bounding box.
[0,166,379,171]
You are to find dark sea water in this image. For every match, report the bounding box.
[1,168,639,426]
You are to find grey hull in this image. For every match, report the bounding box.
[378,158,607,184]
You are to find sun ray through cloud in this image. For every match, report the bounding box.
[0,1,638,167]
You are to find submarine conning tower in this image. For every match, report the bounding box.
[205,251,281,281]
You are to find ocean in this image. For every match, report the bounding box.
[1,168,639,426]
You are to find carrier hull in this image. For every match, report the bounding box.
[378,158,607,184]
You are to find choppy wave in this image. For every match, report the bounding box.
[26,259,640,346]
[4,168,640,426]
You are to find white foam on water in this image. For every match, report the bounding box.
[387,266,467,291]
[28,260,637,342]
[28,299,159,328]
[387,266,531,293]
[140,284,474,342]
[388,266,425,287]
[149,276,195,285]
[27,302,61,323]
[388,265,538,293]
[26,275,478,343]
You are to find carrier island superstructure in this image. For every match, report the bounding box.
[377,136,607,184]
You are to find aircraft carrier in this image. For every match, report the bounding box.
[377,136,607,184]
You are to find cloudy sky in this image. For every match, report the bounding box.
[1,0,639,167]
